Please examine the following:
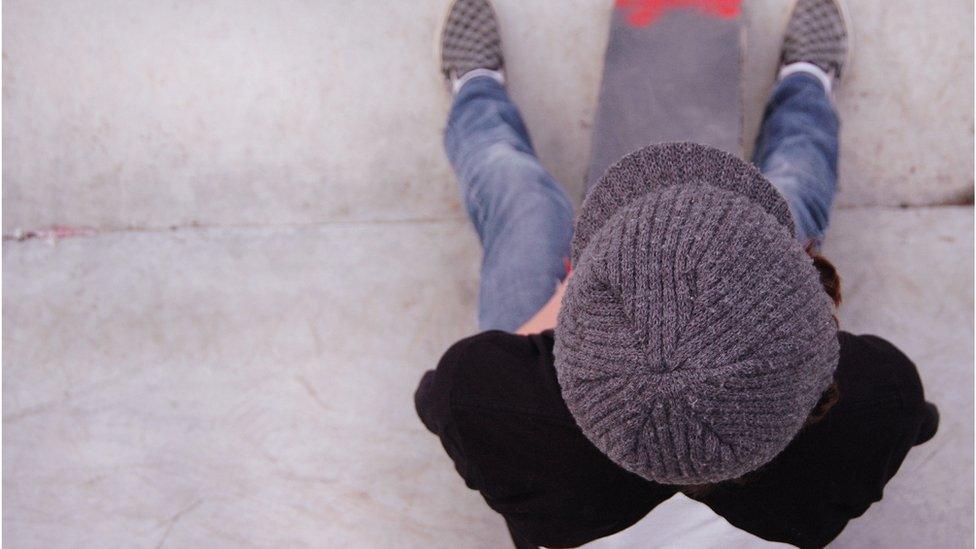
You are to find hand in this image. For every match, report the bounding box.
[515,263,572,335]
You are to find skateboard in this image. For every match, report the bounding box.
[585,0,745,192]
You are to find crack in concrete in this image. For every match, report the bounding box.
[3,202,972,243]
[155,499,203,549]
[2,216,471,243]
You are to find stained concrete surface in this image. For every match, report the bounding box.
[3,0,974,547]
[3,208,972,548]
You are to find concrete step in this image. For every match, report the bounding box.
[4,0,973,233]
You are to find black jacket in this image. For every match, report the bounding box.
[415,330,938,548]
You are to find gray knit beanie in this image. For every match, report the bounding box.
[554,142,839,485]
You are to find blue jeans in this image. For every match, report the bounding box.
[445,73,839,332]
[752,73,840,245]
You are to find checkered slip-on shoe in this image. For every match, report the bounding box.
[437,0,503,83]
[782,0,852,78]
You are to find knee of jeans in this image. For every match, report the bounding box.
[467,145,573,217]
[447,117,532,167]
[761,133,838,175]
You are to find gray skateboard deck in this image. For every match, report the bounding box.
[586,0,744,191]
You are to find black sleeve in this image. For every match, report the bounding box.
[858,334,939,446]
[415,334,478,436]
[413,336,484,490]
[416,336,543,548]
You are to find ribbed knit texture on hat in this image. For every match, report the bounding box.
[554,143,839,485]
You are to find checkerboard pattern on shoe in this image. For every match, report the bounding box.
[782,0,849,77]
[440,0,503,81]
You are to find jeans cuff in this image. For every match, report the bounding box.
[779,62,832,94]
[453,68,506,94]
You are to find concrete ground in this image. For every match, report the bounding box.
[2,1,973,548]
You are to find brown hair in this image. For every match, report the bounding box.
[684,246,842,496]
[804,244,841,425]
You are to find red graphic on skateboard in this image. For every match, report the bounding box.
[615,0,742,27]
